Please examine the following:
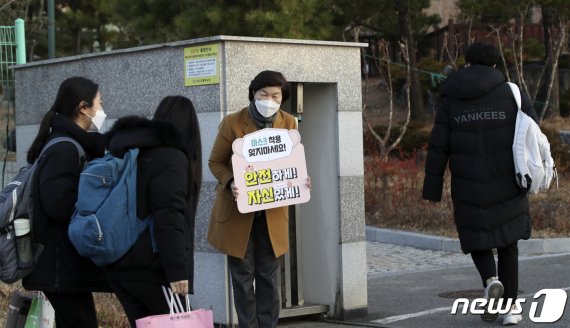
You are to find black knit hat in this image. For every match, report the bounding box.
[248,70,290,102]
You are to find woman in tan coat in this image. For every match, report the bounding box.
[208,70,303,328]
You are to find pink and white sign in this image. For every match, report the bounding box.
[231,128,310,214]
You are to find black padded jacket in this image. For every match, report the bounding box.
[422,65,538,253]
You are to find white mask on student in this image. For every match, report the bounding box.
[85,107,107,131]
[255,99,281,118]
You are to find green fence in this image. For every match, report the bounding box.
[0,19,26,186]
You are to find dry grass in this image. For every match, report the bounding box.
[541,116,570,131]
[364,156,570,238]
[93,293,130,327]
[0,282,130,327]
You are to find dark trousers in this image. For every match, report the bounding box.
[42,291,98,328]
[109,280,170,328]
[470,242,519,301]
[228,212,280,328]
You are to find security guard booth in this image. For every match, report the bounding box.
[14,36,368,325]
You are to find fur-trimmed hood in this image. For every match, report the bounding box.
[105,115,186,156]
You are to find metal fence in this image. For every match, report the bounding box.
[0,19,25,187]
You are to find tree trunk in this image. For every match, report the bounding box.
[543,6,553,53]
[536,6,560,119]
[75,28,82,55]
[396,0,424,120]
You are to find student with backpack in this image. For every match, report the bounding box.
[422,43,538,326]
[102,96,201,327]
[22,76,109,328]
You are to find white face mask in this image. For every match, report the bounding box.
[255,99,281,118]
[86,107,107,131]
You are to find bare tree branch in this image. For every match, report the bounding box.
[442,29,461,67]
[516,5,531,97]
[379,41,394,149]
[506,4,532,100]
[466,15,473,46]
[488,25,511,81]
[0,0,16,13]
[384,40,411,157]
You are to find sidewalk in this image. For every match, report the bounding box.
[366,226,570,255]
[279,234,570,328]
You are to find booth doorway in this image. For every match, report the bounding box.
[277,82,339,318]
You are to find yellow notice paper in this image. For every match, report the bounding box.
[184,44,219,86]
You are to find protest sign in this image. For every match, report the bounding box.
[231,128,310,214]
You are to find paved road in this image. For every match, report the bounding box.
[279,242,570,328]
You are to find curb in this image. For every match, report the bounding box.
[366,226,570,255]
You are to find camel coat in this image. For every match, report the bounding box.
[207,107,297,259]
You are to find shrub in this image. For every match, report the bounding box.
[559,88,570,117]
[364,156,456,237]
[380,58,449,99]
[363,120,431,159]
[386,64,407,97]
[417,57,448,92]
[541,125,570,173]
[523,38,545,62]
[527,178,570,237]
[365,153,570,238]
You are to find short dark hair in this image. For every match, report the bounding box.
[465,42,501,67]
[248,70,290,102]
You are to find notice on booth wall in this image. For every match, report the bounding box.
[184,44,219,86]
[231,128,311,214]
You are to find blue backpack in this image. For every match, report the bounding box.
[68,148,155,267]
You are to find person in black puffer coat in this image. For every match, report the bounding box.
[103,96,201,327]
[422,43,538,325]
[23,77,109,328]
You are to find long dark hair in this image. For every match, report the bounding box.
[153,96,202,215]
[27,77,99,164]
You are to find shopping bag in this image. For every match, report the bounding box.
[135,309,214,328]
[5,291,35,328]
[135,287,214,328]
[24,292,54,328]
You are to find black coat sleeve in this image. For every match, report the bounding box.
[150,149,189,283]
[37,142,82,223]
[422,98,451,202]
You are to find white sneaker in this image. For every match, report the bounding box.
[503,312,523,326]
[481,278,504,322]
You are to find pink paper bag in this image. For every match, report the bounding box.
[135,308,213,328]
